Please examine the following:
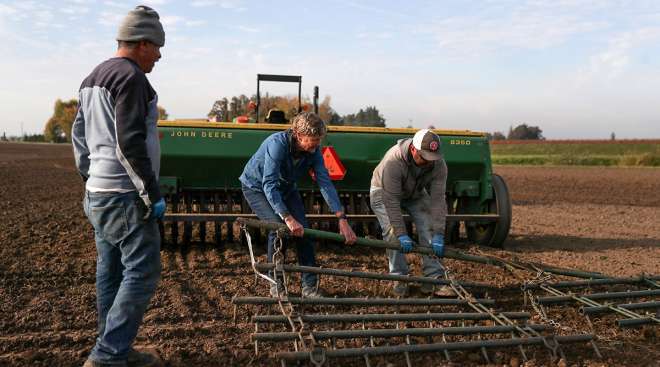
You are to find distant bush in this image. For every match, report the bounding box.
[621,153,660,166]
[507,124,544,140]
[22,134,46,142]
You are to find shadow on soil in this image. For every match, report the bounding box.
[503,234,660,253]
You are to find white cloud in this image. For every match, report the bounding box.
[337,0,412,19]
[60,6,90,15]
[185,20,207,27]
[0,4,17,16]
[99,11,124,26]
[161,15,184,27]
[143,0,168,5]
[191,0,216,7]
[356,31,392,40]
[415,0,613,58]
[236,25,259,33]
[104,1,130,8]
[191,0,246,11]
[419,14,605,57]
[578,27,660,84]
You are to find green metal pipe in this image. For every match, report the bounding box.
[254,263,496,289]
[538,289,660,305]
[617,318,656,328]
[233,295,495,306]
[580,301,660,315]
[252,311,530,324]
[516,277,654,291]
[252,324,553,342]
[275,334,593,361]
[237,218,607,279]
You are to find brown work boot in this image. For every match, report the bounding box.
[127,348,163,367]
[419,282,435,295]
[434,285,456,297]
[301,285,327,298]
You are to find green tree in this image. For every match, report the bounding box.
[507,124,543,140]
[158,106,169,120]
[23,133,45,142]
[319,96,343,125]
[44,99,78,143]
[207,93,346,124]
[486,131,506,141]
[342,106,386,127]
[207,98,229,121]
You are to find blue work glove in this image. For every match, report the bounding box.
[151,198,166,220]
[398,235,414,253]
[431,234,445,257]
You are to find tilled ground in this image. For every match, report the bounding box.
[0,143,658,367]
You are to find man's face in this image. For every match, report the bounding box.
[136,41,161,73]
[295,133,322,153]
[411,146,431,167]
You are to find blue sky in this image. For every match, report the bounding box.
[1,0,660,138]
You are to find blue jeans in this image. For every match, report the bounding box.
[83,191,161,364]
[241,185,317,288]
[369,187,444,278]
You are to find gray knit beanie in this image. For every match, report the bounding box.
[116,5,165,47]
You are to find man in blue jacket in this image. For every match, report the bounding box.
[240,112,357,297]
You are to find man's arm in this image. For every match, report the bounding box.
[429,160,448,234]
[261,138,290,219]
[114,74,161,207]
[71,100,90,182]
[380,160,408,237]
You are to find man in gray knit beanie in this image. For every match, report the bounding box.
[75,4,166,367]
[116,5,165,47]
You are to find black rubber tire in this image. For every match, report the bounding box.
[466,174,512,248]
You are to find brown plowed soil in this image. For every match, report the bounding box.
[0,143,658,367]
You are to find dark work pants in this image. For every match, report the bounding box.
[241,185,317,288]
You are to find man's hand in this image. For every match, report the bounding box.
[284,215,304,237]
[398,235,414,253]
[431,234,445,257]
[338,219,357,245]
[151,198,166,220]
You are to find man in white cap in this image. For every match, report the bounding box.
[370,129,452,297]
[72,5,166,367]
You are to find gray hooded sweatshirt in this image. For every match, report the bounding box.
[371,138,448,237]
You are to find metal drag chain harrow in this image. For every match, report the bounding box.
[233,219,606,366]
[484,249,660,330]
[240,224,325,366]
[444,263,566,361]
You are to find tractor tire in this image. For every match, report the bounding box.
[467,174,512,248]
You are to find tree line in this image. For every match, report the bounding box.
[488,124,544,140]
[207,94,386,127]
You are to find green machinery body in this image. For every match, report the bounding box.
[157,120,511,247]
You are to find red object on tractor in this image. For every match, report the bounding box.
[309,146,346,181]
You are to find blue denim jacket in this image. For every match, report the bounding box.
[239,130,343,217]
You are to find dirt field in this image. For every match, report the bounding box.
[0,142,658,367]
